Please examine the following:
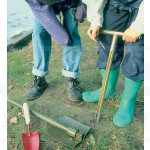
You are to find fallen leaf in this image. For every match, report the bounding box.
[52,141,60,147]
[10,117,17,124]
[17,112,23,118]
[26,73,30,75]
[115,143,122,148]
[90,134,96,146]
[120,132,124,135]
[86,141,91,146]
[112,134,117,140]
[22,82,29,87]
[113,104,120,108]
[102,114,109,119]
[17,112,22,117]
[8,85,13,91]
[92,148,97,150]
[27,53,31,57]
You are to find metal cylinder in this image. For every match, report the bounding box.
[7,97,83,141]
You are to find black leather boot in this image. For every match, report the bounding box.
[65,77,81,102]
[26,75,48,100]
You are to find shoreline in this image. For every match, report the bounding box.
[7,29,33,52]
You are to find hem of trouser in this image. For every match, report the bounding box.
[32,67,49,77]
[62,70,80,78]
[96,63,120,71]
[122,71,144,82]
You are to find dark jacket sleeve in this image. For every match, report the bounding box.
[75,0,87,23]
[25,0,71,46]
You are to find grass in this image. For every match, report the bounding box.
[7,21,144,150]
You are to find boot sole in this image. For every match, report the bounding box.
[113,119,132,128]
[67,95,82,102]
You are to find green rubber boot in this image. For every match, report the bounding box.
[113,77,142,127]
[82,66,120,102]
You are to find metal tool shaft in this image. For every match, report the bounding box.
[96,30,123,122]
[100,30,123,36]
[7,97,83,141]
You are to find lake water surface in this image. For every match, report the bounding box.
[7,0,34,43]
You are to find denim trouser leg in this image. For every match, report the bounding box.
[62,8,82,78]
[32,18,51,77]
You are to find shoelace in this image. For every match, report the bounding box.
[31,76,42,89]
[72,78,81,89]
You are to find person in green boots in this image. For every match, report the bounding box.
[82,0,144,127]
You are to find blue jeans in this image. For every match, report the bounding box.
[32,8,82,78]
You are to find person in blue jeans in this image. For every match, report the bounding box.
[82,0,144,127]
[25,0,84,102]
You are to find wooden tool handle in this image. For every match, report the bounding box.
[23,103,31,125]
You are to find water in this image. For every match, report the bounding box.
[7,0,34,44]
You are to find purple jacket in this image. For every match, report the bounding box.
[26,0,71,46]
[25,0,87,46]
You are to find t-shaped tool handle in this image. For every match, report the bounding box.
[96,30,123,122]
